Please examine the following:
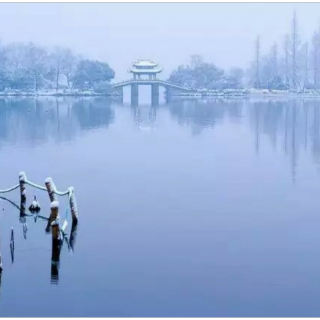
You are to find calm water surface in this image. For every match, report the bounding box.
[0,96,319,316]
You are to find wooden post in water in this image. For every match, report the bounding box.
[19,178,27,238]
[19,193,27,218]
[68,187,78,225]
[45,177,57,202]
[50,201,60,240]
[51,201,59,220]
[18,173,28,238]
[19,184,28,238]
[45,178,58,233]
[19,171,27,199]
[50,200,61,284]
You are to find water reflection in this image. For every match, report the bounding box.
[0,195,77,286]
[169,98,244,136]
[131,105,158,129]
[69,221,78,253]
[167,98,320,179]
[0,97,115,146]
[51,238,62,285]
[10,228,14,264]
[1,97,320,180]
[71,97,115,130]
[10,244,14,264]
[245,99,320,179]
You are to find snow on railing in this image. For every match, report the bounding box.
[0,184,20,194]
[112,79,194,92]
[0,172,79,274]
[0,172,78,225]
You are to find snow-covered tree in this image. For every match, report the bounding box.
[72,59,115,89]
[61,48,78,88]
[254,35,261,88]
[291,10,300,90]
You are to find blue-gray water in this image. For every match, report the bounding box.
[0,97,320,316]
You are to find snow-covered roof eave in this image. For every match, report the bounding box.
[129,68,163,74]
[133,61,158,67]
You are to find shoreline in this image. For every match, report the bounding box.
[1,90,320,99]
[0,92,115,97]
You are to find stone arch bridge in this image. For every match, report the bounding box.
[112,79,195,106]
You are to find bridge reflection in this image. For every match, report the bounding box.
[0,96,319,180]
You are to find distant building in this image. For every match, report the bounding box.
[128,60,163,80]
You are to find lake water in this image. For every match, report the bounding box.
[0,96,320,316]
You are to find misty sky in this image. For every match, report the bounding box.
[1,3,320,81]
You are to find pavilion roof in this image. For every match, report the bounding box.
[129,67,163,74]
[133,60,158,67]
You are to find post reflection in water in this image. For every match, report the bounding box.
[69,221,78,253]
[1,96,320,315]
[51,238,62,285]
[0,194,78,287]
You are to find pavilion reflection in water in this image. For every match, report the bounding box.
[0,96,320,180]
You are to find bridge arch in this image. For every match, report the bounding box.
[112,79,194,106]
[112,79,193,92]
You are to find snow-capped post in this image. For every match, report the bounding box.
[19,171,27,199]
[50,201,60,240]
[45,177,57,203]
[20,190,27,219]
[68,187,78,224]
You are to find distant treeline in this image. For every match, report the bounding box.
[168,55,244,90]
[0,42,115,92]
[2,10,319,94]
[249,11,315,91]
[168,11,320,92]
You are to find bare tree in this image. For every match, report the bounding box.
[312,31,319,88]
[291,11,300,90]
[61,48,77,88]
[303,42,309,90]
[3,43,28,74]
[0,40,4,68]
[261,56,271,89]
[270,42,278,79]
[26,43,47,92]
[48,47,63,92]
[190,54,203,69]
[255,35,261,88]
[283,34,290,87]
